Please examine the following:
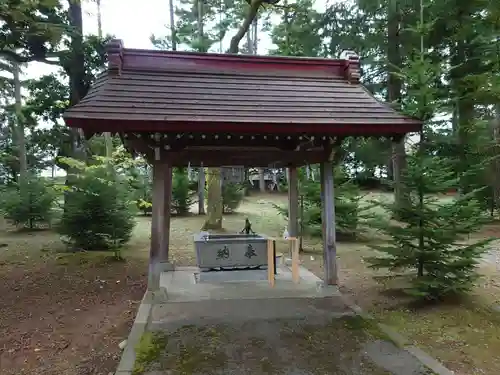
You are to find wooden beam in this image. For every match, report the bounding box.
[320,161,338,285]
[125,136,327,166]
[165,149,325,167]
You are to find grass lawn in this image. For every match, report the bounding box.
[298,191,500,375]
[1,192,500,375]
[0,193,290,375]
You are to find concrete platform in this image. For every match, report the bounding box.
[115,264,454,375]
[156,265,338,303]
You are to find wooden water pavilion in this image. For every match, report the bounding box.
[63,39,422,291]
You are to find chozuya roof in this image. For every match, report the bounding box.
[63,39,422,136]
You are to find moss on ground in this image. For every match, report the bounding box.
[135,318,398,375]
[133,332,168,375]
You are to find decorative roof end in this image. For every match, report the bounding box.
[106,39,124,75]
[340,50,360,84]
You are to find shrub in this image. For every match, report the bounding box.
[127,166,152,215]
[59,166,136,250]
[172,168,194,215]
[366,154,492,301]
[136,198,152,216]
[274,167,363,240]
[222,182,244,214]
[0,176,57,229]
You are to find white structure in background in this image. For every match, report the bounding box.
[249,168,281,190]
[282,226,290,240]
[221,166,245,184]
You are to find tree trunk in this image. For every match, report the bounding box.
[96,0,102,38]
[246,25,253,54]
[386,155,393,181]
[387,0,408,211]
[228,0,262,54]
[12,60,27,181]
[453,40,476,195]
[198,167,205,214]
[95,0,113,158]
[170,0,176,51]
[197,0,223,228]
[252,16,258,54]
[259,168,266,192]
[493,103,500,213]
[67,0,86,150]
[197,0,204,50]
[64,0,87,213]
[203,0,263,230]
[203,168,223,229]
[392,138,408,208]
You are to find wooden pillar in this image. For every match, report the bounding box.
[288,166,299,237]
[148,157,173,291]
[162,162,173,263]
[198,166,205,215]
[320,161,338,285]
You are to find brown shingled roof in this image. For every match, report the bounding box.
[63,39,421,136]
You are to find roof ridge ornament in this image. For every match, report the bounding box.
[106,39,124,75]
[340,50,360,84]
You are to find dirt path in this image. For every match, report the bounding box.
[0,245,147,375]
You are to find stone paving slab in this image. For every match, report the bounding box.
[150,296,354,330]
[116,265,451,375]
[362,340,432,375]
[139,315,433,375]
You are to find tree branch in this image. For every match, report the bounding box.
[0,49,65,67]
[228,0,263,54]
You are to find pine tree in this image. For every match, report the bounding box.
[366,0,494,301]
[366,153,492,300]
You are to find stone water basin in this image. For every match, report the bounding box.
[193,233,268,271]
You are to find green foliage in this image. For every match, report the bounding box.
[172,168,194,216]
[130,168,153,215]
[110,147,153,215]
[58,159,136,251]
[302,168,364,240]
[0,0,65,62]
[151,0,247,53]
[0,175,57,229]
[269,0,322,57]
[275,167,365,240]
[366,154,493,301]
[222,182,245,214]
[137,199,152,216]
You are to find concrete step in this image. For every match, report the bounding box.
[150,296,353,331]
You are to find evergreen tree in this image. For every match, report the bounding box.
[366,152,492,300]
[366,0,494,301]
